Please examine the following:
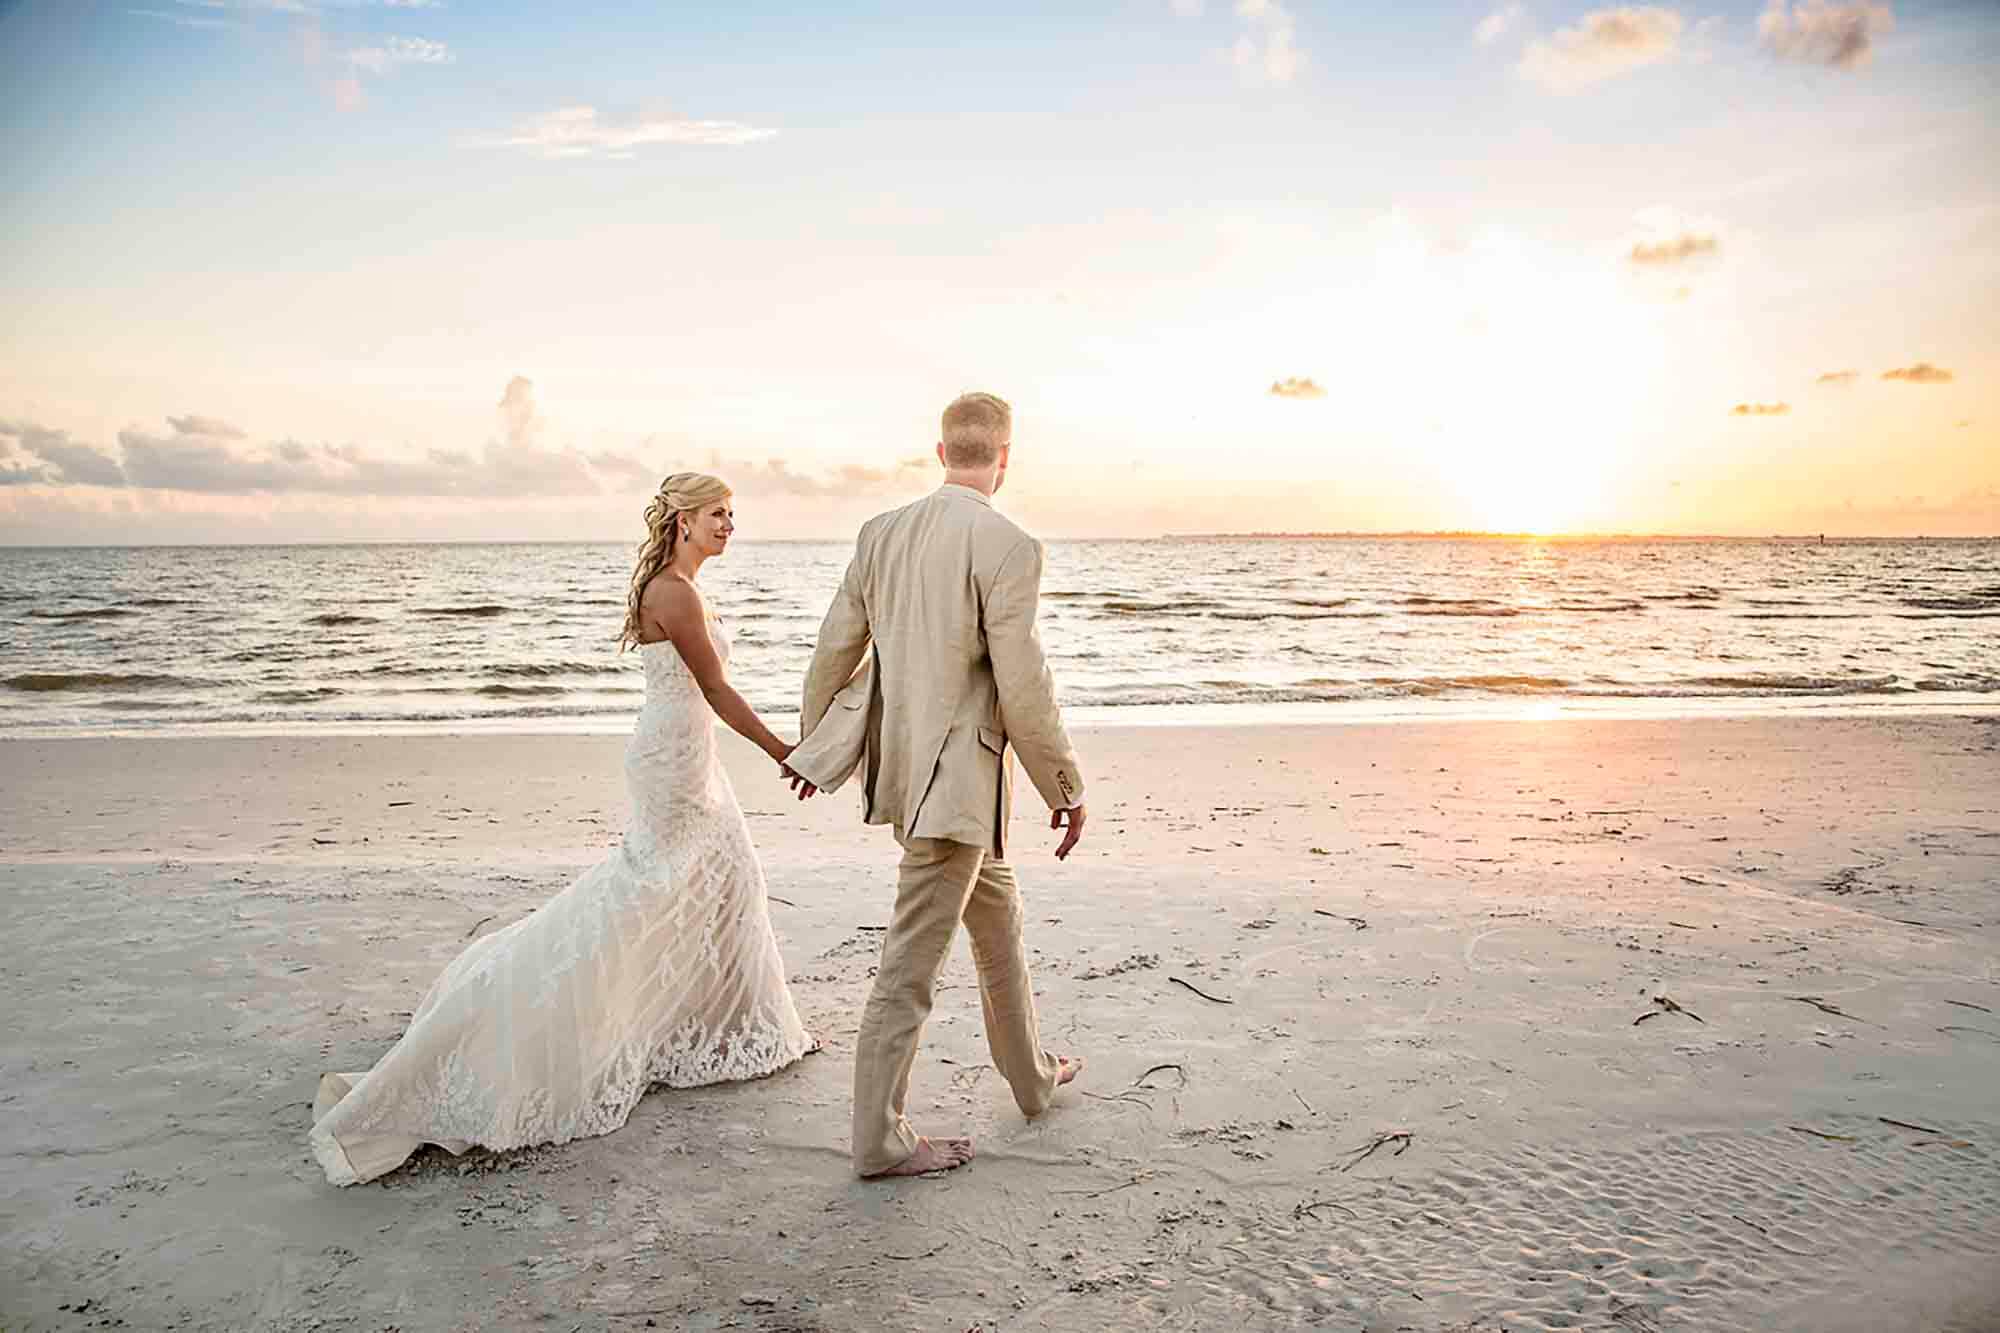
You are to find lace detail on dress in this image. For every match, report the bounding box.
[307,616,811,1184]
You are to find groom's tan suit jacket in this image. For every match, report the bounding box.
[793,483,1083,858]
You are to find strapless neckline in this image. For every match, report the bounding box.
[636,611,720,651]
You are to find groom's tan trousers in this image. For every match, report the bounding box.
[852,835,1061,1175]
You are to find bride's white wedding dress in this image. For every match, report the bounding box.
[308,614,811,1185]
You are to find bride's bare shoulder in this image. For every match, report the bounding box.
[640,573,703,637]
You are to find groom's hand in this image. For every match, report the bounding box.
[1051,803,1086,860]
[781,765,818,801]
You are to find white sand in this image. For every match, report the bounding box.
[3,714,1999,1331]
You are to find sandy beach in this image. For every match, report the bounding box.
[4,713,1999,1332]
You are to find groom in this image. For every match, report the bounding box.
[794,390,1088,1179]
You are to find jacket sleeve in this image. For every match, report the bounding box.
[801,531,872,738]
[986,536,1084,810]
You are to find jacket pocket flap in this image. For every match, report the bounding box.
[976,726,1005,755]
[833,687,866,711]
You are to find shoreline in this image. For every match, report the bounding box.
[4,687,1997,742]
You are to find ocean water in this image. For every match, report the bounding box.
[2,537,1997,736]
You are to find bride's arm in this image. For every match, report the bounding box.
[653,581,793,765]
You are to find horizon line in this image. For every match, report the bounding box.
[2,530,1997,550]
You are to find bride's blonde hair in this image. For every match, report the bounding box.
[618,472,731,651]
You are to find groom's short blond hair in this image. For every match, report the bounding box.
[941,391,1011,468]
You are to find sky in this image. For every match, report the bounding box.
[1,0,1996,542]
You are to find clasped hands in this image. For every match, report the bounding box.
[780,760,818,801]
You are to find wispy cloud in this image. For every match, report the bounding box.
[481,106,778,159]
[1169,0,1204,15]
[1476,4,1525,46]
[1758,0,1892,72]
[1625,209,1722,294]
[175,0,313,13]
[1269,377,1327,400]
[1629,230,1717,265]
[128,7,242,29]
[1816,369,1859,385]
[1519,6,1684,92]
[1881,362,1952,384]
[1731,401,1791,416]
[348,35,451,74]
[1231,0,1303,86]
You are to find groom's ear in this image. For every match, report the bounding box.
[935,441,948,468]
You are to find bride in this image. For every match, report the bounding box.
[308,472,815,1185]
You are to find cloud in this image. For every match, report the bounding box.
[1731,402,1791,416]
[1231,0,1303,86]
[1169,0,1204,14]
[1758,0,1892,71]
[1519,6,1684,92]
[388,35,450,62]
[705,456,932,499]
[1629,231,1717,265]
[1476,4,1525,45]
[120,427,424,495]
[167,414,246,438]
[154,0,310,14]
[481,106,778,158]
[1881,362,1952,384]
[1815,369,1859,385]
[111,412,612,498]
[497,375,543,451]
[1625,210,1721,292]
[1269,377,1327,400]
[127,7,242,29]
[348,35,451,74]
[0,429,57,486]
[23,435,128,487]
[587,450,654,485]
[0,383,937,504]
[0,421,127,487]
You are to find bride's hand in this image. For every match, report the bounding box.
[779,761,818,801]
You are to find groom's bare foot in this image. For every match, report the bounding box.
[1057,1054,1083,1087]
[862,1135,974,1179]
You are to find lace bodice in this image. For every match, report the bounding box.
[637,613,727,701]
[628,616,729,797]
